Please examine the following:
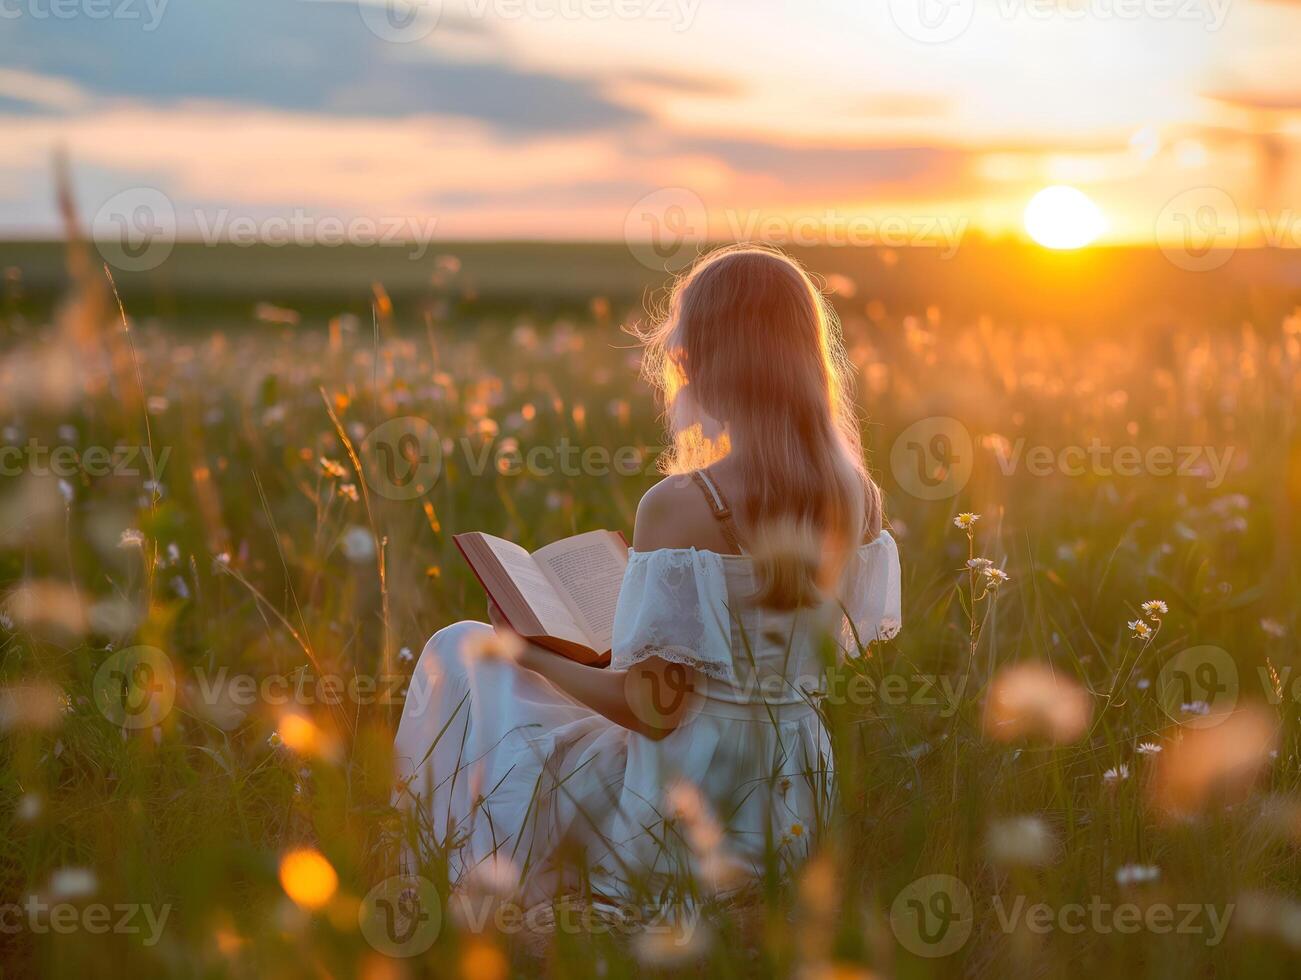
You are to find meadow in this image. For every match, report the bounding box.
[1,234,1300,979]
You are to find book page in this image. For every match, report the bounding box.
[476,535,589,646]
[533,531,628,652]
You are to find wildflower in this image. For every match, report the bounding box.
[1261,618,1286,639]
[1128,619,1152,640]
[398,646,414,664]
[16,793,42,821]
[986,815,1057,867]
[118,529,145,549]
[1136,742,1163,755]
[319,457,347,479]
[789,822,805,838]
[49,867,97,900]
[1141,599,1168,619]
[1115,864,1161,887]
[338,483,359,502]
[267,732,283,749]
[1103,764,1130,782]
[983,567,1010,587]
[954,512,980,531]
[877,617,901,641]
[340,526,376,563]
[966,557,993,571]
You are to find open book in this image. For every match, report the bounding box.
[453,529,629,665]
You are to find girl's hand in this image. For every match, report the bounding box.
[486,599,549,671]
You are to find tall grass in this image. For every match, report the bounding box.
[1,244,1298,978]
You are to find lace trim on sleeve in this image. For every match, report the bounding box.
[610,549,736,685]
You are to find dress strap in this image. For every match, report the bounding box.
[689,469,745,554]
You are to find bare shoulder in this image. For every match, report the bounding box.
[632,474,726,552]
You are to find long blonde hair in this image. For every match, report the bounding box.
[638,244,882,608]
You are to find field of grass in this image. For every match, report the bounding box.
[1,236,1300,978]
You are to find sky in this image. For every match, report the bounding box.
[2,0,1301,247]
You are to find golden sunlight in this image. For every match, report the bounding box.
[1023,186,1106,250]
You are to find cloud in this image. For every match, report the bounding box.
[0,0,643,132]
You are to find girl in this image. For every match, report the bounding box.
[394,244,900,905]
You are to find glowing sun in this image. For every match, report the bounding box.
[1023,185,1106,250]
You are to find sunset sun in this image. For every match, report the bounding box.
[1023,186,1106,250]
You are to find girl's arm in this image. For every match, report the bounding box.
[488,601,691,740]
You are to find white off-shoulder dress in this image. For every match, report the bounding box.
[394,530,900,904]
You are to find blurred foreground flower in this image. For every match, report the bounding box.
[279,848,338,911]
[464,629,525,662]
[3,580,88,638]
[48,867,97,900]
[273,712,341,761]
[1149,706,1278,817]
[449,854,519,933]
[1235,891,1301,949]
[460,939,509,980]
[632,909,711,966]
[340,525,377,563]
[0,682,69,732]
[1115,864,1160,887]
[983,662,1092,744]
[985,815,1057,867]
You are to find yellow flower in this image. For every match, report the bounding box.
[790,822,805,838]
[954,512,980,531]
[1128,619,1153,640]
[1141,599,1168,620]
